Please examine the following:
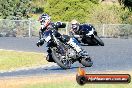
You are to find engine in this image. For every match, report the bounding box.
[67,48,77,59]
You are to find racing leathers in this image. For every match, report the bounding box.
[69,24,95,37]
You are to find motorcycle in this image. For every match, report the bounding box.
[74,25,104,46]
[44,30,93,69]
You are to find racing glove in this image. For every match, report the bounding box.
[36,38,44,47]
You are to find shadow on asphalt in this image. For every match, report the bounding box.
[46,66,86,71]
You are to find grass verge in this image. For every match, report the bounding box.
[0,50,48,71]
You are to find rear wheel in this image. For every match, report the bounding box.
[84,37,98,46]
[80,57,93,67]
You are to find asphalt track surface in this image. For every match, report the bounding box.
[0,37,132,77]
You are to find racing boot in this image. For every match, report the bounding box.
[78,50,89,57]
[67,37,82,52]
[46,48,55,62]
[67,37,88,57]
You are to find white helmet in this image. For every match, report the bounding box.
[71,19,79,31]
[39,13,51,27]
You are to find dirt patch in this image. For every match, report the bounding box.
[0,74,75,88]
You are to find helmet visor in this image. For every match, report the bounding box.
[72,24,78,30]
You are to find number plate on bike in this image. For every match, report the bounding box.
[45,36,51,42]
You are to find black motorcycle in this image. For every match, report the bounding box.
[45,30,93,69]
[75,25,104,46]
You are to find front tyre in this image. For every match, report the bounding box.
[51,48,71,69]
[80,57,93,67]
[94,35,104,46]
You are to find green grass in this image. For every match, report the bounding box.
[24,80,132,88]
[0,50,48,70]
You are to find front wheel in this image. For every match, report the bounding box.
[93,35,104,46]
[51,48,72,69]
[80,57,93,67]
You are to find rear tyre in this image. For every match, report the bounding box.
[80,57,93,67]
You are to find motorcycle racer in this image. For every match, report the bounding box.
[69,19,104,46]
[69,19,95,37]
[36,14,87,62]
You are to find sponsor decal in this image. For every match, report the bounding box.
[76,67,131,85]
